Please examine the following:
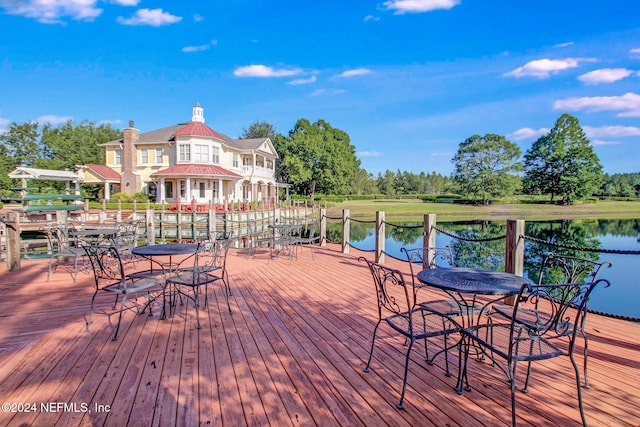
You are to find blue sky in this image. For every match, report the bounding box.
[1,0,639,176]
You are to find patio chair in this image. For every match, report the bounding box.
[491,252,612,389]
[248,219,272,256]
[167,238,232,328]
[293,221,320,260]
[113,220,141,264]
[44,225,87,282]
[360,257,461,409]
[461,279,610,426]
[83,244,164,341]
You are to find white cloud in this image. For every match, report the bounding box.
[591,139,621,146]
[337,68,372,78]
[117,8,182,26]
[37,115,72,125]
[110,0,139,6]
[357,151,383,157]
[0,0,102,24]
[583,125,640,138]
[310,88,346,97]
[508,127,550,141]
[430,151,454,157]
[504,58,596,79]
[384,0,460,14]
[364,15,380,22]
[182,40,217,53]
[630,48,640,56]
[98,119,122,126]
[0,117,9,134]
[193,14,204,22]
[234,65,302,78]
[554,92,640,118]
[554,41,574,48]
[578,68,635,85]
[287,76,317,85]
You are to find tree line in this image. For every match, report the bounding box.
[1,114,638,203]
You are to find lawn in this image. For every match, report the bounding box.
[325,198,640,221]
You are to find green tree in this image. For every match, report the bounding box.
[240,120,279,140]
[523,114,603,204]
[451,134,522,204]
[274,119,360,201]
[349,168,378,195]
[0,121,41,167]
[39,119,120,170]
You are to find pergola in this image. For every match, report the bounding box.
[7,166,81,196]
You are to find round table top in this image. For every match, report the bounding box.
[417,267,531,296]
[132,243,198,257]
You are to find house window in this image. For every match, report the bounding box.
[233,153,239,168]
[140,148,149,164]
[179,180,186,198]
[179,144,191,162]
[114,148,122,166]
[195,144,209,162]
[243,156,251,166]
[165,182,174,199]
[212,146,220,164]
[155,148,164,164]
[199,182,206,198]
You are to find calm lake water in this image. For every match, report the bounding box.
[342,219,640,320]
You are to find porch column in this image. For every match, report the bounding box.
[158,179,165,203]
[218,179,223,204]
[104,182,111,200]
[185,177,191,201]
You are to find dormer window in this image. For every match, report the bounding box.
[212,146,220,164]
[179,144,191,162]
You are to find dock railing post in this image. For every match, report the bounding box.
[6,211,21,271]
[146,207,155,245]
[342,209,350,254]
[505,219,526,305]
[424,214,437,268]
[376,211,385,263]
[320,208,327,247]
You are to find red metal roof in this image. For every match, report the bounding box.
[84,164,121,180]
[172,122,225,140]
[151,164,242,178]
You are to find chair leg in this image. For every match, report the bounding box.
[86,290,99,332]
[363,321,382,373]
[570,352,588,426]
[112,295,127,341]
[193,288,201,329]
[581,329,591,389]
[397,338,416,409]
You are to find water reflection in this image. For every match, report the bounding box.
[337,219,640,319]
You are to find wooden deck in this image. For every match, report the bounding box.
[0,244,638,426]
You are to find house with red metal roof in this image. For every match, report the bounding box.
[81,103,281,204]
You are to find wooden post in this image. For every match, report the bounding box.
[146,208,155,245]
[505,219,525,276]
[424,214,437,268]
[117,199,122,223]
[375,211,385,263]
[342,209,350,254]
[504,219,525,305]
[320,208,327,247]
[209,206,217,240]
[6,211,21,271]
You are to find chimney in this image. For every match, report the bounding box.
[120,120,141,195]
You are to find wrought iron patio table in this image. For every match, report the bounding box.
[416,267,531,394]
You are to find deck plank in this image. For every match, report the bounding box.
[0,244,638,426]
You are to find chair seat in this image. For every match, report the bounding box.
[386,308,461,339]
[102,277,163,294]
[465,323,564,362]
[166,271,220,287]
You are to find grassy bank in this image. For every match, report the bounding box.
[325,198,640,222]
